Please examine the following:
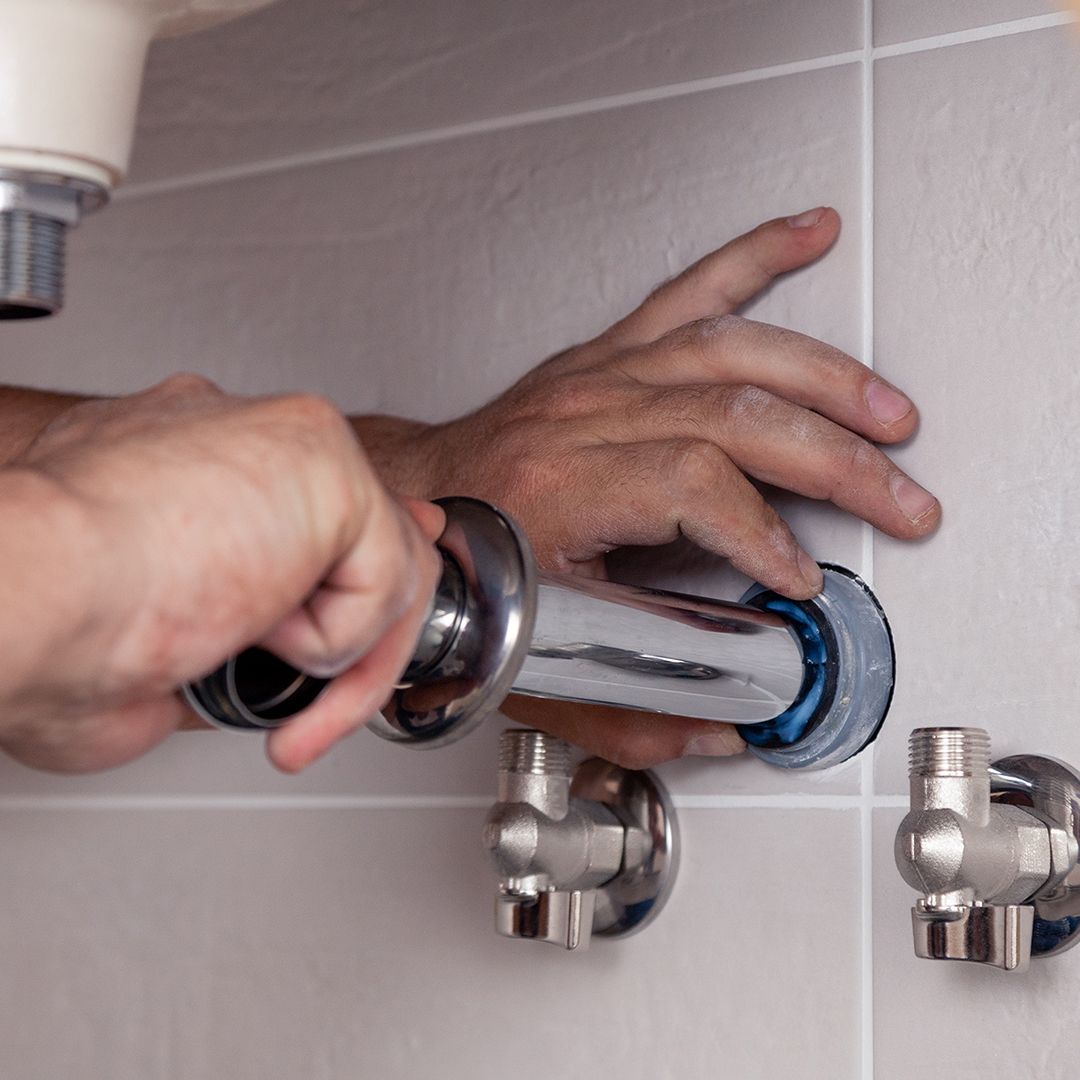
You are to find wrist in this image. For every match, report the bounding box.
[349,414,438,497]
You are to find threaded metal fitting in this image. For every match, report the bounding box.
[0,170,108,320]
[0,210,66,319]
[498,729,572,777]
[909,727,991,778]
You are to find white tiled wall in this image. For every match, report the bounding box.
[2,2,1079,1077]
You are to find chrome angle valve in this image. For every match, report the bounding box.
[895,726,1080,972]
[482,728,678,950]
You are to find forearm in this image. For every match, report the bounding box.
[0,387,434,490]
[348,414,436,496]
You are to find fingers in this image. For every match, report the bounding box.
[265,586,429,772]
[259,494,442,679]
[398,496,447,543]
[260,485,443,770]
[606,208,840,347]
[555,440,825,599]
[617,316,919,445]
[601,385,940,540]
[500,696,744,770]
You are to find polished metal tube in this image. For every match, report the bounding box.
[185,498,814,738]
[516,574,806,724]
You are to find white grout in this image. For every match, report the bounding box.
[872,10,1075,59]
[115,49,863,203]
[0,791,911,811]
[860,2,877,1074]
[0,794,493,811]
[673,793,862,809]
[115,12,1076,205]
[872,795,908,808]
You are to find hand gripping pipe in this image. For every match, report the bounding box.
[183,498,895,770]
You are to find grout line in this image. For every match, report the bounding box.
[0,791,911,811]
[872,10,1075,60]
[860,756,876,1080]
[116,49,863,203]
[673,793,862,810]
[872,795,907,808]
[114,12,1077,205]
[860,2,876,1074]
[0,794,493,811]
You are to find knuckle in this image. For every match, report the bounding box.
[696,313,743,339]
[820,437,885,499]
[809,342,868,389]
[838,436,882,477]
[716,383,775,425]
[275,392,350,437]
[151,372,221,397]
[675,314,743,350]
[670,439,728,498]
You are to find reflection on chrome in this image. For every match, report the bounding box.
[528,642,724,681]
[513,573,805,723]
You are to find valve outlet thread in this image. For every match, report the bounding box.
[499,729,572,777]
[0,210,65,319]
[909,727,991,778]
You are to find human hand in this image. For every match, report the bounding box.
[0,375,443,775]
[359,208,940,768]
[406,207,938,585]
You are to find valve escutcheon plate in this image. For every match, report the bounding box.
[571,758,680,938]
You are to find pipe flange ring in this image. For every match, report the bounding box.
[736,565,895,770]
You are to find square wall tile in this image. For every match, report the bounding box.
[0,806,862,1080]
[874,808,1080,1078]
[131,0,862,182]
[874,0,1062,46]
[872,26,1080,793]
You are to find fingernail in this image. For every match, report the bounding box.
[797,548,824,595]
[866,379,913,425]
[685,729,746,757]
[787,207,826,229]
[890,474,938,523]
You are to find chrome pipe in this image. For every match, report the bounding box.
[520,573,804,723]
[184,497,894,770]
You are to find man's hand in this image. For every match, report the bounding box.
[359,208,940,766]
[0,376,443,775]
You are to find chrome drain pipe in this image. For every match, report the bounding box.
[183,497,894,771]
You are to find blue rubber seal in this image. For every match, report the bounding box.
[737,596,834,748]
